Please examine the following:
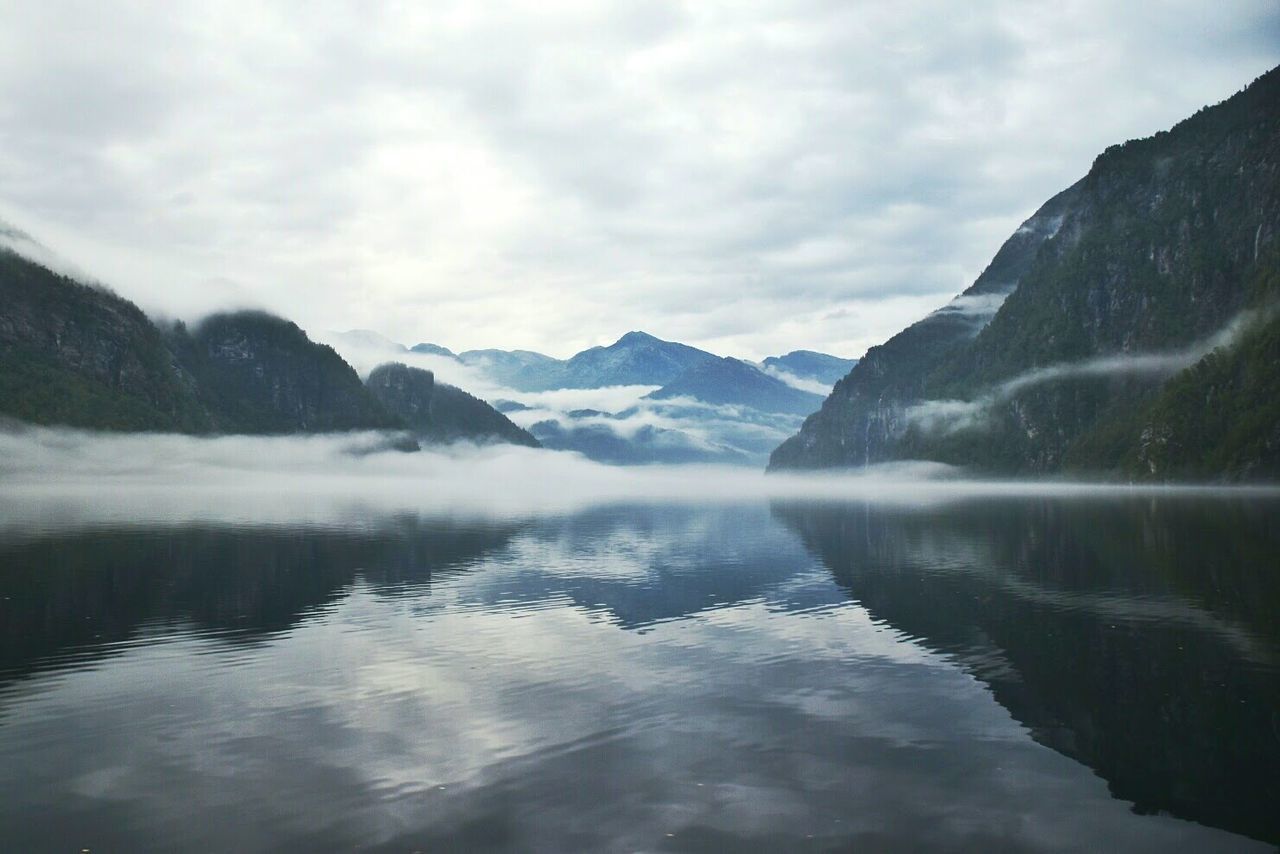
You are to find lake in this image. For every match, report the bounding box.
[1,489,1278,851]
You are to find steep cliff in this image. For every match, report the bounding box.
[169,312,400,434]
[366,362,539,447]
[771,66,1280,478]
[0,250,210,431]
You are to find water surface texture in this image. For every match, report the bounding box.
[1,495,1277,851]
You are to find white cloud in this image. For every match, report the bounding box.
[905,307,1273,433]
[762,365,835,395]
[0,1,1275,359]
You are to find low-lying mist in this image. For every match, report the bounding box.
[2,424,1273,538]
[906,307,1274,435]
[320,332,806,464]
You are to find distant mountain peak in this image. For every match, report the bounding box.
[646,356,824,416]
[777,349,833,360]
[410,342,456,358]
[762,351,857,386]
[614,330,662,346]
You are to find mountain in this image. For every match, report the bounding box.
[0,240,536,445]
[168,312,400,433]
[411,331,721,392]
[1068,305,1280,478]
[0,253,402,435]
[455,348,561,390]
[410,342,455,358]
[0,250,211,432]
[645,357,824,416]
[762,351,857,386]
[551,331,718,389]
[770,66,1280,480]
[366,362,538,447]
[330,330,835,465]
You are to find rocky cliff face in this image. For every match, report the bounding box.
[769,182,1080,469]
[0,251,416,435]
[0,251,210,431]
[366,362,539,447]
[170,312,400,434]
[771,66,1280,479]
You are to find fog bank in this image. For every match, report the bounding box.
[906,308,1272,434]
[1,426,1275,538]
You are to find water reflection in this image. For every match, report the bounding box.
[0,497,1275,851]
[774,496,1280,845]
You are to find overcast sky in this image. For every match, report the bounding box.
[1,1,1276,359]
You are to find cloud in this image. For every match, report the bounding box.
[314,327,798,460]
[506,385,659,415]
[6,423,1274,541]
[0,219,96,282]
[0,2,1275,359]
[905,307,1272,433]
[313,329,499,392]
[998,308,1267,397]
[930,290,1014,324]
[761,365,834,395]
[903,398,991,435]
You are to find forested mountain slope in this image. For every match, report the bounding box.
[771,66,1280,479]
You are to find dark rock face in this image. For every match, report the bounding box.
[768,181,1081,471]
[1084,305,1280,479]
[0,257,398,435]
[366,362,539,447]
[771,66,1280,479]
[645,356,824,416]
[366,359,436,421]
[172,312,400,434]
[0,251,210,431]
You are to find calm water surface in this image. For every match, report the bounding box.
[1,494,1277,851]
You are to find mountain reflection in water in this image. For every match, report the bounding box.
[772,496,1280,846]
[0,494,1276,852]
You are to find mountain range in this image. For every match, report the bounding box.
[0,249,534,448]
[399,330,852,396]
[762,351,857,386]
[0,236,845,465]
[770,65,1280,481]
[328,328,852,465]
